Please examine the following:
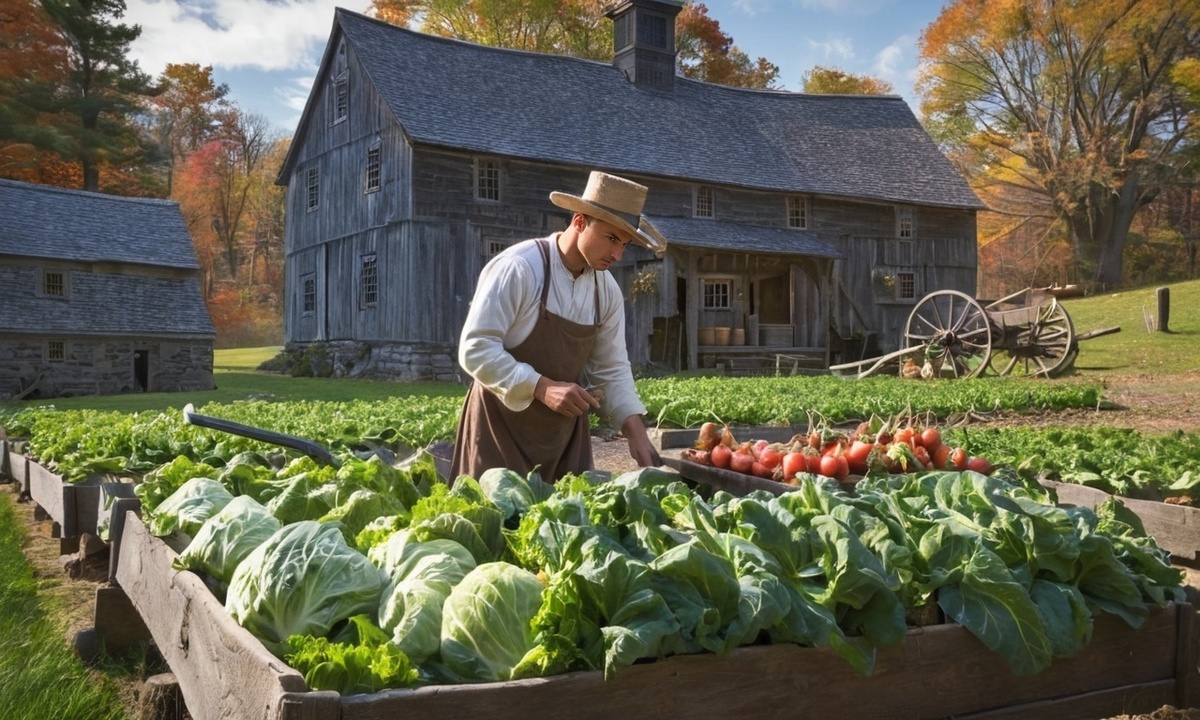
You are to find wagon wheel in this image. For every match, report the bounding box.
[903,290,993,378]
[984,298,1076,378]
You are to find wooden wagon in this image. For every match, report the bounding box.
[832,287,1119,380]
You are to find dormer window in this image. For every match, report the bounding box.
[694,186,714,218]
[787,196,809,229]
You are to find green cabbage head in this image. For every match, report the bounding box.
[439,561,545,682]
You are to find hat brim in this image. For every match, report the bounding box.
[550,192,667,255]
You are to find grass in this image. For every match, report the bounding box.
[0,494,128,720]
[1061,279,1200,377]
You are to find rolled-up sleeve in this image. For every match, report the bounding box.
[458,254,542,412]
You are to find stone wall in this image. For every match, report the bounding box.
[0,336,214,400]
[286,340,461,383]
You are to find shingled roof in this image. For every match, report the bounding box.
[283,9,983,211]
[0,178,201,269]
[647,216,843,258]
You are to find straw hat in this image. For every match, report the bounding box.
[550,171,668,254]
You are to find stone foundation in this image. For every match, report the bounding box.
[286,340,461,383]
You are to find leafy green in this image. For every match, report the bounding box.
[439,562,547,682]
[147,477,234,538]
[173,495,282,589]
[285,615,419,695]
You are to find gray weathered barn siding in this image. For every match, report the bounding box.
[0,179,215,400]
[278,5,983,380]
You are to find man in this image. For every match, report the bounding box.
[451,171,666,482]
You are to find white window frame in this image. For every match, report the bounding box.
[365,144,381,193]
[701,277,732,309]
[896,271,917,300]
[694,186,714,219]
[360,254,378,308]
[896,206,915,239]
[787,196,809,229]
[305,167,319,211]
[475,158,501,202]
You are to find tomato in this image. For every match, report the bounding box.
[845,440,873,475]
[913,445,931,469]
[950,447,968,471]
[782,452,806,482]
[932,443,951,470]
[804,451,822,474]
[758,448,783,470]
[920,427,942,452]
[711,443,732,469]
[966,456,993,474]
[819,454,849,481]
[894,427,915,447]
[730,449,755,475]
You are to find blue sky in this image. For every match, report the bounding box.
[123,0,951,135]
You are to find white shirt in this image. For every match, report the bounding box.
[458,236,646,426]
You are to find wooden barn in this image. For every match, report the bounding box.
[0,179,215,400]
[277,1,983,380]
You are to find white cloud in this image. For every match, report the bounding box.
[873,36,919,90]
[731,0,773,16]
[124,0,370,76]
[806,36,855,61]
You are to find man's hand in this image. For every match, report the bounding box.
[622,414,662,467]
[534,376,600,418]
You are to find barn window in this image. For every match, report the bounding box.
[475,159,501,202]
[896,272,916,300]
[486,239,509,260]
[306,167,319,211]
[896,206,915,238]
[702,278,731,309]
[41,270,66,297]
[360,254,378,308]
[332,75,349,124]
[694,186,713,218]
[365,145,381,193]
[787,196,809,229]
[302,273,316,314]
[45,340,66,363]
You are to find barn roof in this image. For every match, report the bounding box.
[282,9,983,211]
[646,217,843,258]
[0,178,201,269]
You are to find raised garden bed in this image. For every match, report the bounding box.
[90,494,1200,720]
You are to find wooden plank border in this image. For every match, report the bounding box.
[1042,480,1200,563]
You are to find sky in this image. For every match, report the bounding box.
[121,0,952,135]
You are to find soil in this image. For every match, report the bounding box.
[8,371,1200,719]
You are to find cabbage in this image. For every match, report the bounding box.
[478,468,554,523]
[439,561,544,682]
[377,537,476,663]
[148,477,234,537]
[226,520,384,656]
[173,495,282,587]
[319,489,403,544]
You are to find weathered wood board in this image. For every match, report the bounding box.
[1041,479,1200,563]
[106,506,1198,720]
[5,445,28,495]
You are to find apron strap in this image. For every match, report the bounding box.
[540,237,601,327]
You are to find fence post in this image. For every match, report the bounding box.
[1157,287,1171,333]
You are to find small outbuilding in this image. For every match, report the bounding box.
[0,178,216,400]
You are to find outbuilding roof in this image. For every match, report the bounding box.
[0,178,201,269]
[646,216,843,258]
[283,9,983,211]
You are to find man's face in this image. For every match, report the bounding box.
[578,216,635,271]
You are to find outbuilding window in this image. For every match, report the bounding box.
[365,145,381,193]
[896,206,915,238]
[306,167,320,211]
[301,273,316,314]
[46,340,66,363]
[360,254,378,308]
[694,186,713,218]
[702,278,731,309]
[475,159,501,202]
[787,196,809,229]
[41,269,67,297]
[332,75,349,124]
[897,272,916,300]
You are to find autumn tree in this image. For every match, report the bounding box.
[802,66,893,95]
[919,0,1200,290]
[38,0,161,192]
[368,0,779,89]
[148,63,230,194]
[0,0,74,178]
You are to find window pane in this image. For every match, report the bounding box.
[302,274,316,313]
[47,340,65,362]
[334,77,348,121]
[702,279,730,309]
[365,146,381,192]
[787,197,808,229]
[306,168,319,210]
[43,271,65,296]
[360,254,378,308]
[695,186,713,218]
[897,272,916,299]
[477,160,500,201]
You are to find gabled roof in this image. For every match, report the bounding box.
[647,217,843,258]
[0,178,200,269]
[282,9,983,211]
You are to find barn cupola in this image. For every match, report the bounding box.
[605,0,684,91]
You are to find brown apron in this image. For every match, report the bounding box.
[451,239,600,483]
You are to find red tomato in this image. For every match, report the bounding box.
[711,443,733,469]
[782,452,805,482]
[894,427,915,447]
[950,448,968,471]
[730,450,755,475]
[845,440,873,475]
[933,444,951,470]
[966,456,993,474]
[804,451,822,474]
[920,427,942,452]
[758,448,783,470]
[913,445,931,469]
[819,454,850,481]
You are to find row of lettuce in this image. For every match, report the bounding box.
[140,449,1181,695]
